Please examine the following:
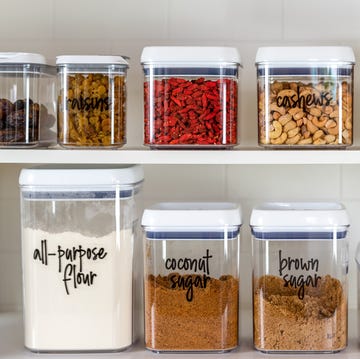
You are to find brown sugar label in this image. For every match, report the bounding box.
[164,249,213,302]
[278,250,321,300]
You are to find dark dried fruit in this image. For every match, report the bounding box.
[0,98,42,145]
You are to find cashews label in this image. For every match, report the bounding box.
[276,85,333,112]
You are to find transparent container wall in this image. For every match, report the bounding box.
[0,65,55,147]
[20,185,140,352]
[144,229,239,352]
[252,230,348,353]
[57,64,127,148]
[143,66,238,148]
[257,65,353,147]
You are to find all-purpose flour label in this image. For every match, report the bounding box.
[23,228,133,350]
[33,239,108,295]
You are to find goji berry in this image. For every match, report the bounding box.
[144,77,238,147]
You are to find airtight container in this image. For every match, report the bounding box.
[0,52,55,147]
[142,202,241,352]
[141,46,241,148]
[56,55,129,148]
[19,165,144,352]
[250,202,349,353]
[256,47,355,147]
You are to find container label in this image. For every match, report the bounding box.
[275,85,333,112]
[66,96,110,112]
[32,239,108,295]
[164,248,213,302]
[278,249,321,300]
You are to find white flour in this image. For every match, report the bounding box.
[22,228,133,351]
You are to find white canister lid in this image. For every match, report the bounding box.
[141,46,241,66]
[19,164,143,189]
[56,55,129,66]
[142,202,242,229]
[250,202,350,228]
[255,46,355,65]
[0,52,46,65]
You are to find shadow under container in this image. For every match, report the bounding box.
[141,46,241,148]
[141,202,241,352]
[256,46,355,147]
[0,52,55,147]
[56,55,129,148]
[19,165,144,353]
[250,202,350,353]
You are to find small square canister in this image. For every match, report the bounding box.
[142,202,241,352]
[141,46,241,148]
[0,52,55,147]
[56,55,129,148]
[256,46,355,147]
[250,202,350,353]
[19,165,144,352]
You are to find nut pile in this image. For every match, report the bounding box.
[258,81,353,146]
[0,99,40,145]
[58,74,126,147]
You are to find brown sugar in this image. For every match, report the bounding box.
[145,273,239,351]
[253,274,347,352]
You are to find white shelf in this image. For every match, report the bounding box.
[1,146,360,165]
[1,311,358,358]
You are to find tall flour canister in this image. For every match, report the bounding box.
[250,202,349,353]
[19,165,144,352]
[142,202,241,352]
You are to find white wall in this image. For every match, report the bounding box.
[0,0,360,314]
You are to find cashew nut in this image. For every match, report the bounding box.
[327,126,339,135]
[307,121,318,134]
[313,129,324,141]
[324,135,336,143]
[313,138,326,145]
[312,115,327,128]
[287,127,300,138]
[270,103,286,115]
[271,132,287,145]
[278,114,292,126]
[298,138,313,145]
[285,134,301,145]
[309,108,322,117]
[283,120,297,132]
[269,120,282,139]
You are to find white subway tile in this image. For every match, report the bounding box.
[0,0,53,40]
[0,252,22,310]
[54,0,168,40]
[0,200,20,252]
[143,164,226,202]
[168,0,283,41]
[227,164,342,201]
[341,165,360,200]
[284,0,360,40]
[0,165,22,200]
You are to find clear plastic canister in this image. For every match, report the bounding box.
[250,202,350,353]
[0,52,56,147]
[256,47,355,147]
[141,47,241,148]
[56,55,129,148]
[142,202,241,352]
[19,165,144,352]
